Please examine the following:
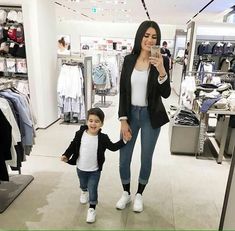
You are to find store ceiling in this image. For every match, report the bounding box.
[55,0,235,25]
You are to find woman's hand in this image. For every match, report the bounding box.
[120,120,132,141]
[61,155,68,162]
[149,54,166,77]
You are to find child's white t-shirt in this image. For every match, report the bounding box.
[76,131,99,171]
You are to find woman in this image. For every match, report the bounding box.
[160,41,171,58]
[116,20,171,213]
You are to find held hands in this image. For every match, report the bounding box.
[149,54,166,77]
[123,130,132,142]
[61,155,68,163]
[121,120,132,142]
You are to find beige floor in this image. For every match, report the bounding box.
[0,91,231,230]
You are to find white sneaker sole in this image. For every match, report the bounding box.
[133,207,143,213]
[86,219,95,223]
[116,198,131,210]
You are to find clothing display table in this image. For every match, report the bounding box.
[194,100,235,164]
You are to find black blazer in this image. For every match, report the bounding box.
[118,54,171,128]
[62,125,125,171]
[160,47,171,58]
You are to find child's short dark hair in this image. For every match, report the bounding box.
[87,107,105,123]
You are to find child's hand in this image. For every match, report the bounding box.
[123,131,132,142]
[61,155,68,162]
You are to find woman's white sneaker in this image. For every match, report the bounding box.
[116,191,131,210]
[80,191,88,204]
[133,193,143,212]
[86,208,96,223]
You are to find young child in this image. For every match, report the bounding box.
[61,107,130,223]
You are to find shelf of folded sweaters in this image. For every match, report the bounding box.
[177,71,235,162]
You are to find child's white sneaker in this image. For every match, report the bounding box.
[80,191,88,204]
[86,208,96,223]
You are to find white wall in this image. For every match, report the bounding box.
[56,20,185,53]
[196,22,235,36]
[22,0,58,128]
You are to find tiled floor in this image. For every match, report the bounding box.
[0,91,231,230]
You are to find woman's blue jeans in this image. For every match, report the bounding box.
[119,106,161,185]
[76,168,101,205]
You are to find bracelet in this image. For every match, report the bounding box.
[119,118,127,121]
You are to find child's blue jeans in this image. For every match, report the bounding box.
[76,168,101,205]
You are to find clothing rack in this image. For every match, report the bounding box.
[0,5,22,11]
[185,70,235,81]
[185,70,235,75]
[0,81,34,213]
[93,85,112,108]
[57,55,93,120]
[57,54,85,62]
[57,55,85,69]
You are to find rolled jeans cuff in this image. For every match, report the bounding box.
[89,200,98,205]
[139,178,148,185]
[121,178,130,185]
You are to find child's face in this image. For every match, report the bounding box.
[87,114,103,135]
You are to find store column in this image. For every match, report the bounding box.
[22,0,57,128]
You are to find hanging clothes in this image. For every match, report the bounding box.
[212,42,224,55]
[0,96,22,168]
[0,108,12,181]
[0,88,35,157]
[57,62,86,123]
[197,41,212,55]
[220,58,231,72]
[92,63,112,90]
[197,60,216,83]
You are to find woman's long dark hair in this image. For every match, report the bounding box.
[132,20,161,55]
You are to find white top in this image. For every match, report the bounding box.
[76,131,99,171]
[131,68,149,106]
[119,69,167,121]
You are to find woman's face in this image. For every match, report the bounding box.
[141,27,157,52]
